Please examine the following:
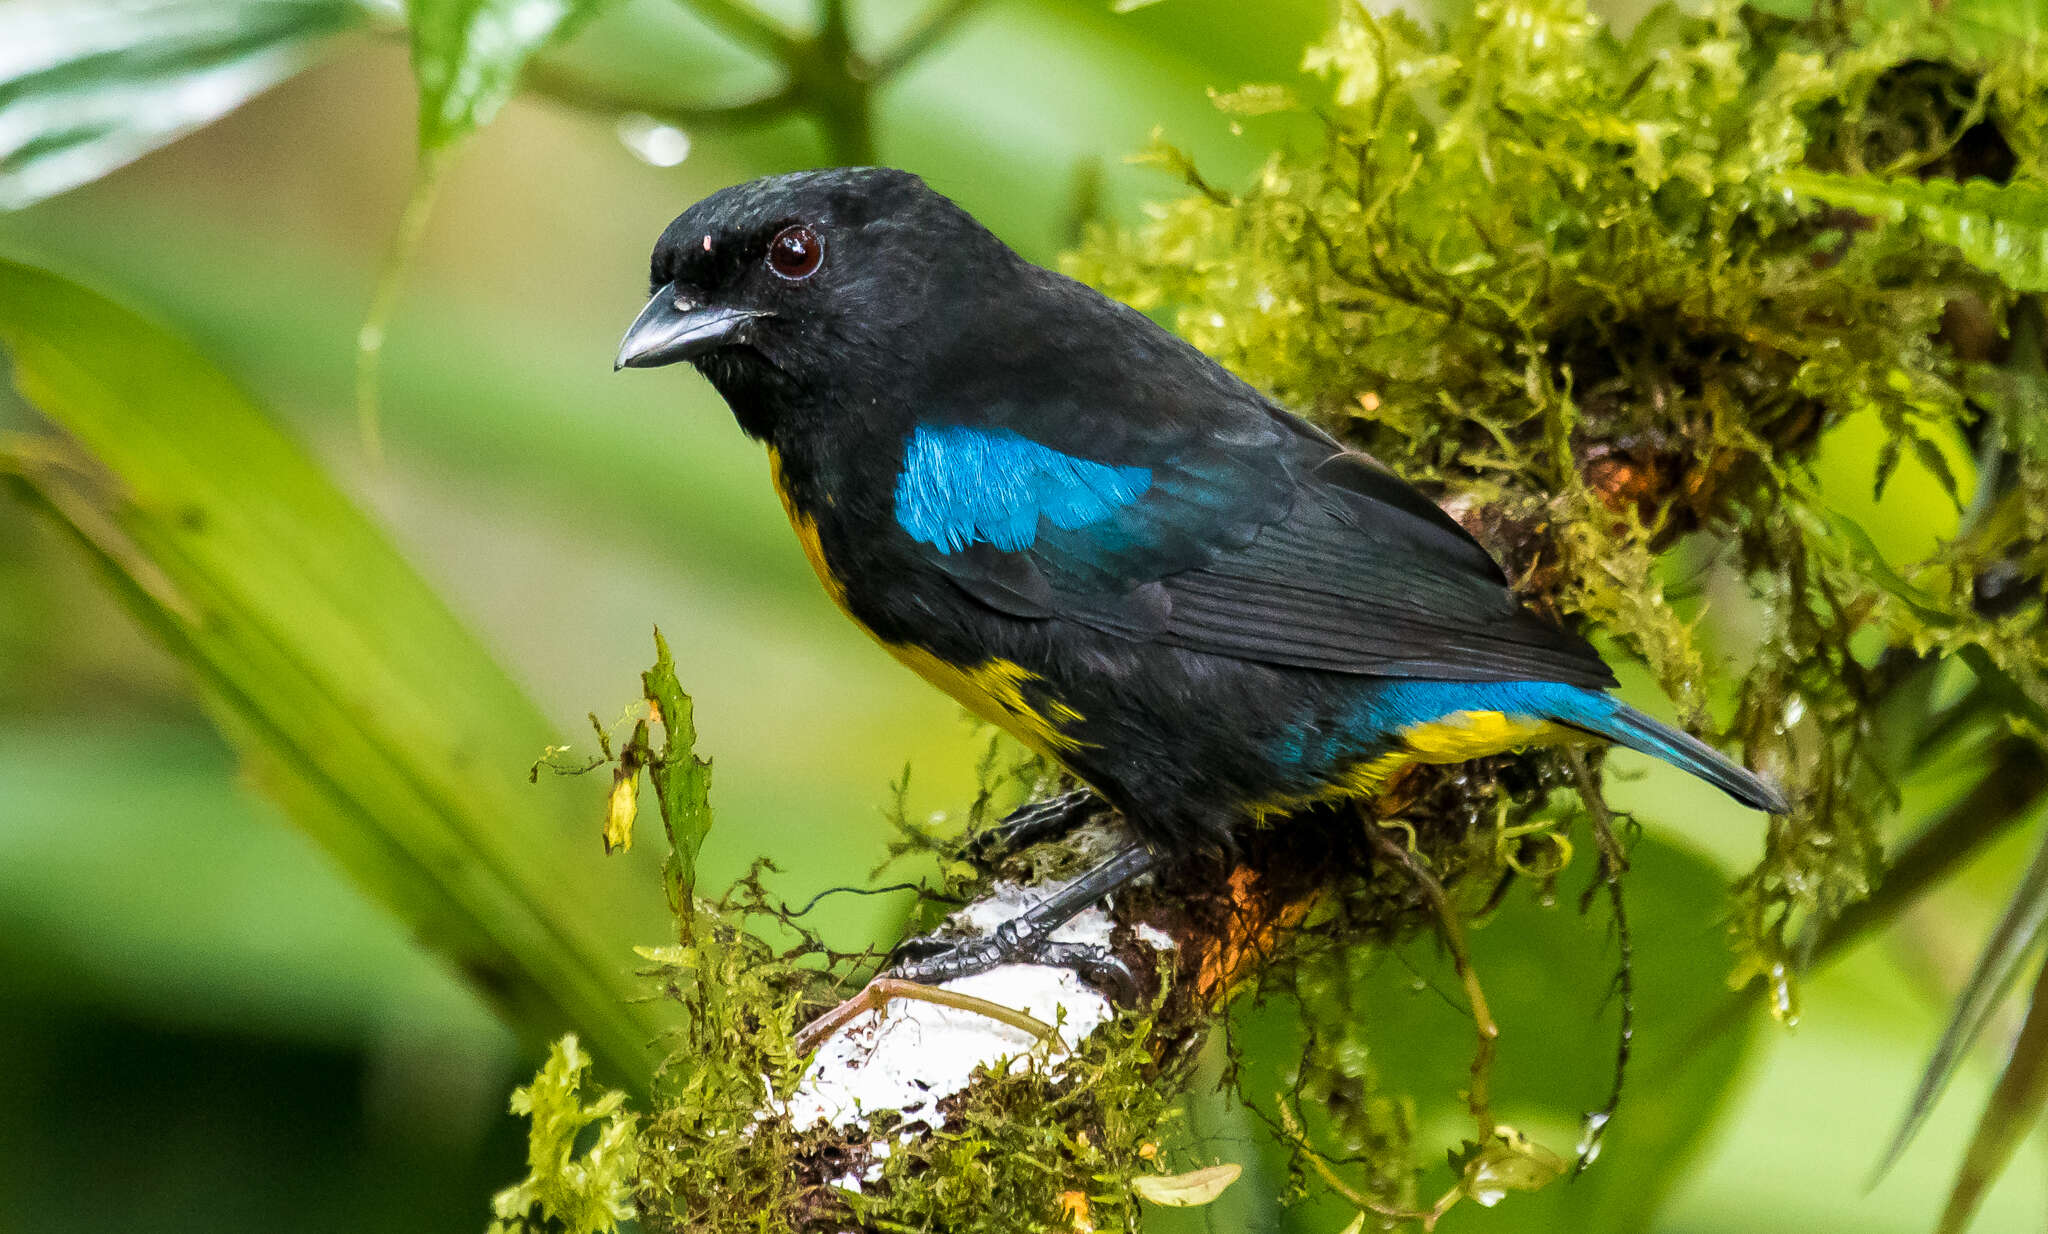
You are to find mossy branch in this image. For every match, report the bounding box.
[498,1,2048,1228]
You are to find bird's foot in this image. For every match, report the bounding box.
[793,843,1162,1054]
[882,930,1143,1003]
[884,928,1008,981]
[969,789,1110,864]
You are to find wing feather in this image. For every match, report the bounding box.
[907,410,1617,689]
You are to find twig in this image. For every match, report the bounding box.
[872,0,991,80]
[793,976,1059,1055]
[674,0,803,57]
[1566,748,1635,1176]
[1374,823,1499,1135]
[522,60,802,129]
[1276,1094,1439,1228]
[354,151,446,461]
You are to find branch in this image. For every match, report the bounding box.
[760,821,1325,1224]
[673,0,803,58]
[871,0,990,81]
[521,60,801,129]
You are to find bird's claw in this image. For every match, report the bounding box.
[883,926,1140,1003]
[969,789,1109,864]
[1029,941,1144,1003]
[883,929,1013,985]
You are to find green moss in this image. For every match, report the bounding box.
[498,3,2048,1228]
[843,1008,1192,1234]
[489,1036,641,1234]
[1070,0,2048,1012]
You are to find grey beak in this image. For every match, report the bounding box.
[614,282,765,370]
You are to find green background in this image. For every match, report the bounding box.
[0,0,2041,1229]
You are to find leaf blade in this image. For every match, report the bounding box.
[0,0,364,210]
[1776,170,2048,293]
[1938,955,2048,1234]
[406,0,610,151]
[1876,823,2048,1180]
[1132,1163,1243,1206]
[0,256,674,1087]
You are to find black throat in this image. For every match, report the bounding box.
[692,348,798,441]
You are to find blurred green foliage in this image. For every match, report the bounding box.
[1071,1,2048,1224]
[0,256,676,1085]
[3,0,2048,1231]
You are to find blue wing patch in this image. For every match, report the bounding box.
[894,424,1153,554]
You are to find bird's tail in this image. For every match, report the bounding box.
[1566,699,1790,814]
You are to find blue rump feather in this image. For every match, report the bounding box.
[894,424,1153,554]
[1272,677,1787,813]
[1273,679,1614,768]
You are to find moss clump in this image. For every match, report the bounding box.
[501,2,2048,1229]
[1068,0,2048,1011]
[490,1036,641,1234]
[609,860,1202,1234]
[839,1008,1192,1234]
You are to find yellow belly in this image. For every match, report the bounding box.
[768,449,1087,758]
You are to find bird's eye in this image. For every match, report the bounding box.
[766,224,824,280]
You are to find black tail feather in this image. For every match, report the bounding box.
[1578,702,1790,814]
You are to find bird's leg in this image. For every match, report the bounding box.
[970,788,1111,863]
[885,841,1164,986]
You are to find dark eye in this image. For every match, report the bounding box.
[767,224,824,280]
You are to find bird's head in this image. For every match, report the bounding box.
[616,167,1012,438]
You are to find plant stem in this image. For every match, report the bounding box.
[355,150,446,463]
[676,0,803,57]
[522,60,801,128]
[873,0,989,80]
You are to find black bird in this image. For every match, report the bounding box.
[617,167,1787,983]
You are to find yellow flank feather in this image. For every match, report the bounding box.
[1400,710,1563,761]
[769,448,849,609]
[882,643,1089,756]
[766,448,1087,757]
[1243,751,1408,822]
[1246,710,1576,821]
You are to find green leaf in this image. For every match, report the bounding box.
[1823,512,1954,627]
[1132,1163,1243,1207]
[406,0,611,151]
[0,0,366,210]
[1938,955,2048,1234]
[490,1034,640,1234]
[1452,1126,1569,1209]
[0,256,675,1088]
[641,627,714,919]
[1878,824,2048,1184]
[1775,170,2048,293]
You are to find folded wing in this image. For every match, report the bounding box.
[897,411,1617,689]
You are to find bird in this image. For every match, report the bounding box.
[616,166,1789,984]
